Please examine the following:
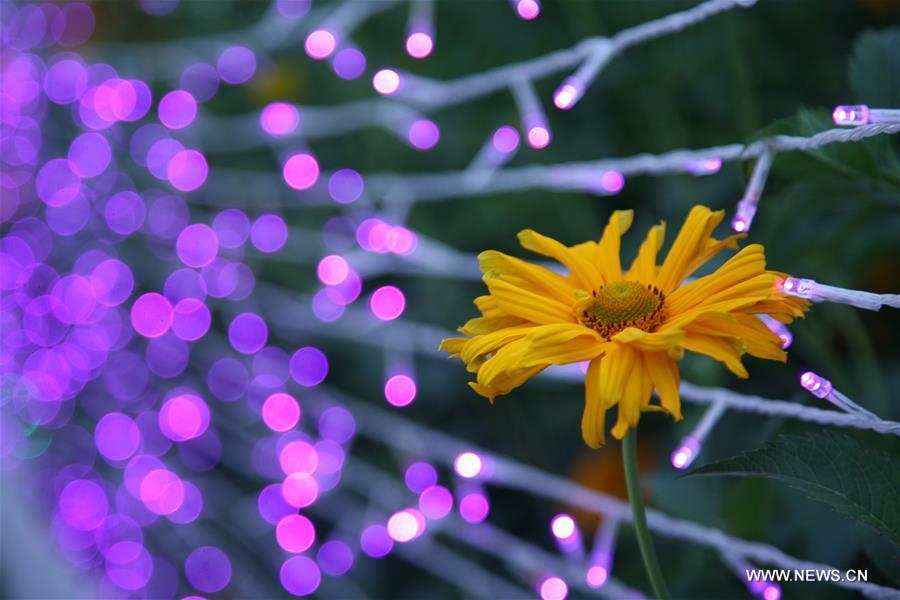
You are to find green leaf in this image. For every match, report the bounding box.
[849,29,900,106]
[685,432,900,545]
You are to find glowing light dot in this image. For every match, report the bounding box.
[550,514,576,540]
[527,126,551,149]
[276,514,316,553]
[250,214,288,253]
[282,472,319,508]
[387,510,422,542]
[600,170,625,193]
[454,452,483,478]
[280,441,318,476]
[217,46,256,84]
[59,480,108,531]
[459,493,489,524]
[159,394,210,442]
[283,153,319,190]
[517,0,541,20]
[764,583,782,600]
[405,462,437,493]
[586,566,608,588]
[167,149,208,192]
[328,169,364,204]
[384,374,417,407]
[408,119,440,150]
[553,82,580,110]
[317,540,353,576]
[406,32,433,59]
[360,524,393,558]
[418,485,453,520]
[332,47,366,80]
[800,371,832,398]
[185,546,231,594]
[832,104,868,126]
[228,312,268,355]
[492,126,520,153]
[130,292,173,338]
[176,224,218,267]
[95,412,141,461]
[260,102,300,136]
[670,436,700,470]
[262,393,300,432]
[317,255,349,285]
[305,29,336,60]
[539,576,568,600]
[158,90,197,130]
[372,69,400,95]
[370,286,405,320]
[280,556,321,597]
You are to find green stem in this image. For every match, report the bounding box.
[622,429,670,600]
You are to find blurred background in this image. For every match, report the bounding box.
[1,0,899,599]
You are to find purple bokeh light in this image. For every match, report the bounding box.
[185,546,231,594]
[228,312,268,355]
[217,46,256,84]
[250,214,288,253]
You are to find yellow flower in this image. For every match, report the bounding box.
[440,206,809,448]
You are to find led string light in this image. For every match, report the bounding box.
[405,0,435,59]
[670,401,727,470]
[463,126,521,189]
[305,0,404,62]
[305,388,898,599]
[731,148,774,233]
[550,513,585,558]
[510,0,542,21]
[779,277,900,311]
[758,315,793,349]
[799,371,884,424]
[8,3,900,598]
[586,519,619,589]
[720,552,783,600]
[511,77,552,149]
[832,104,900,126]
[245,280,900,438]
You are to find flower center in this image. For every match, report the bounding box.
[579,281,666,340]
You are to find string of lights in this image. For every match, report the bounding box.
[309,387,899,599]
[5,0,899,598]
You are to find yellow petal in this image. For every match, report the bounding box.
[439,337,467,358]
[680,331,749,378]
[581,356,607,448]
[596,210,634,283]
[594,345,644,439]
[478,250,575,305]
[681,232,746,280]
[666,244,767,315]
[515,323,608,369]
[459,314,528,336]
[627,222,666,282]
[686,313,785,362]
[469,365,544,401]
[484,277,575,325]
[643,351,682,419]
[517,229,603,291]
[656,206,725,292]
[661,274,776,331]
[611,327,684,351]
[459,326,534,368]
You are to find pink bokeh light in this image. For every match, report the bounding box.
[370,286,405,320]
[283,153,319,190]
[384,374,416,407]
[305,29,336,59]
